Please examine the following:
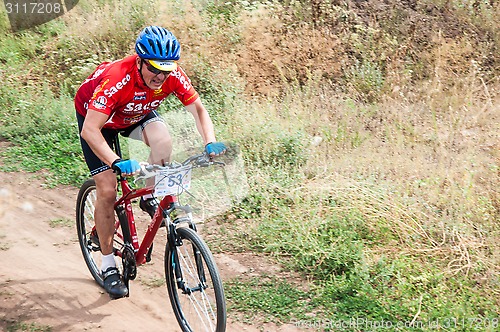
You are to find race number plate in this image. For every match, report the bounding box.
[154,166,192,196]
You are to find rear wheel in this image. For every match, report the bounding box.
[76,179,124,287]
[165,227,226,332]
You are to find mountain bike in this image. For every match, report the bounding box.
[75,136,227,332]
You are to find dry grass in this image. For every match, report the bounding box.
[218,26,499,293]
[255,70,500,295]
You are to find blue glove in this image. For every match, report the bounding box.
[111,159,140,175]
[205,142,226,156]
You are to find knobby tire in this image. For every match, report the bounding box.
[76,179,104,287]
[76,179,127,289]
[165,227,227,332]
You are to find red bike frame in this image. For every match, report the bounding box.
[114,176,177,265]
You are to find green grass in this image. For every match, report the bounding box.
[0,73,89,186]
[140,276,166,288]
[227,191,499,326]
[226,260,499,330]
[225,276,314,324]
[3,321,52,332]
[47,218,74,228]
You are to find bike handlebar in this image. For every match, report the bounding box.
[135,152,225,180]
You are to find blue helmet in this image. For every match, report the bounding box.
[135,26,181,61]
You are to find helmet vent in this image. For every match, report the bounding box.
[135,26,181,61]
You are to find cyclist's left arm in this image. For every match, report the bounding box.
[185,98,215,144]
[170,66,225,156]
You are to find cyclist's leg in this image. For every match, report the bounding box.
[139,114,172,217]
[93,170,128,298]
[142,118,172,219]
[121,111,172,165]
[77,113,118,259]
[77,113,128,298]
[121,112,171,218]
[92,170,117,258]
[143,120,172,165]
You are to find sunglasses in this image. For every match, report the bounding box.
[144,61,171,76]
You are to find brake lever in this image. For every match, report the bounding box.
[210,160,226,167]
[217,160,226,166]
[205,153,226,167]
[195,157,225,168]
[134,163,156,182]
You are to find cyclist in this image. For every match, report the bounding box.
[74,26,226,299]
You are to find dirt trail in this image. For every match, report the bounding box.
[0,171,303,332]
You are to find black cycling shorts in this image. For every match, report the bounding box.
[76,111,164,176]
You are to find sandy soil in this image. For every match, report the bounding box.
[0,171,303,332]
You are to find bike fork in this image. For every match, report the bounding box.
[168,224,187,293]
[169,230,207,294]
[172,249,190,294]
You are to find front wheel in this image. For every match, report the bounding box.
[165,227,227,332]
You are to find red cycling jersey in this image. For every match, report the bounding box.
[75,55,199,130]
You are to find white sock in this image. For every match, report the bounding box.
[101,253,116,272]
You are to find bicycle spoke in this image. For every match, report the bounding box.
[84,191,96,220]
[177,246,217,330]
[166,227,226,332]
[77,179,105,288]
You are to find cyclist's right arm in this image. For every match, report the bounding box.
[80,110,140,176]
[80,109,121,167]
